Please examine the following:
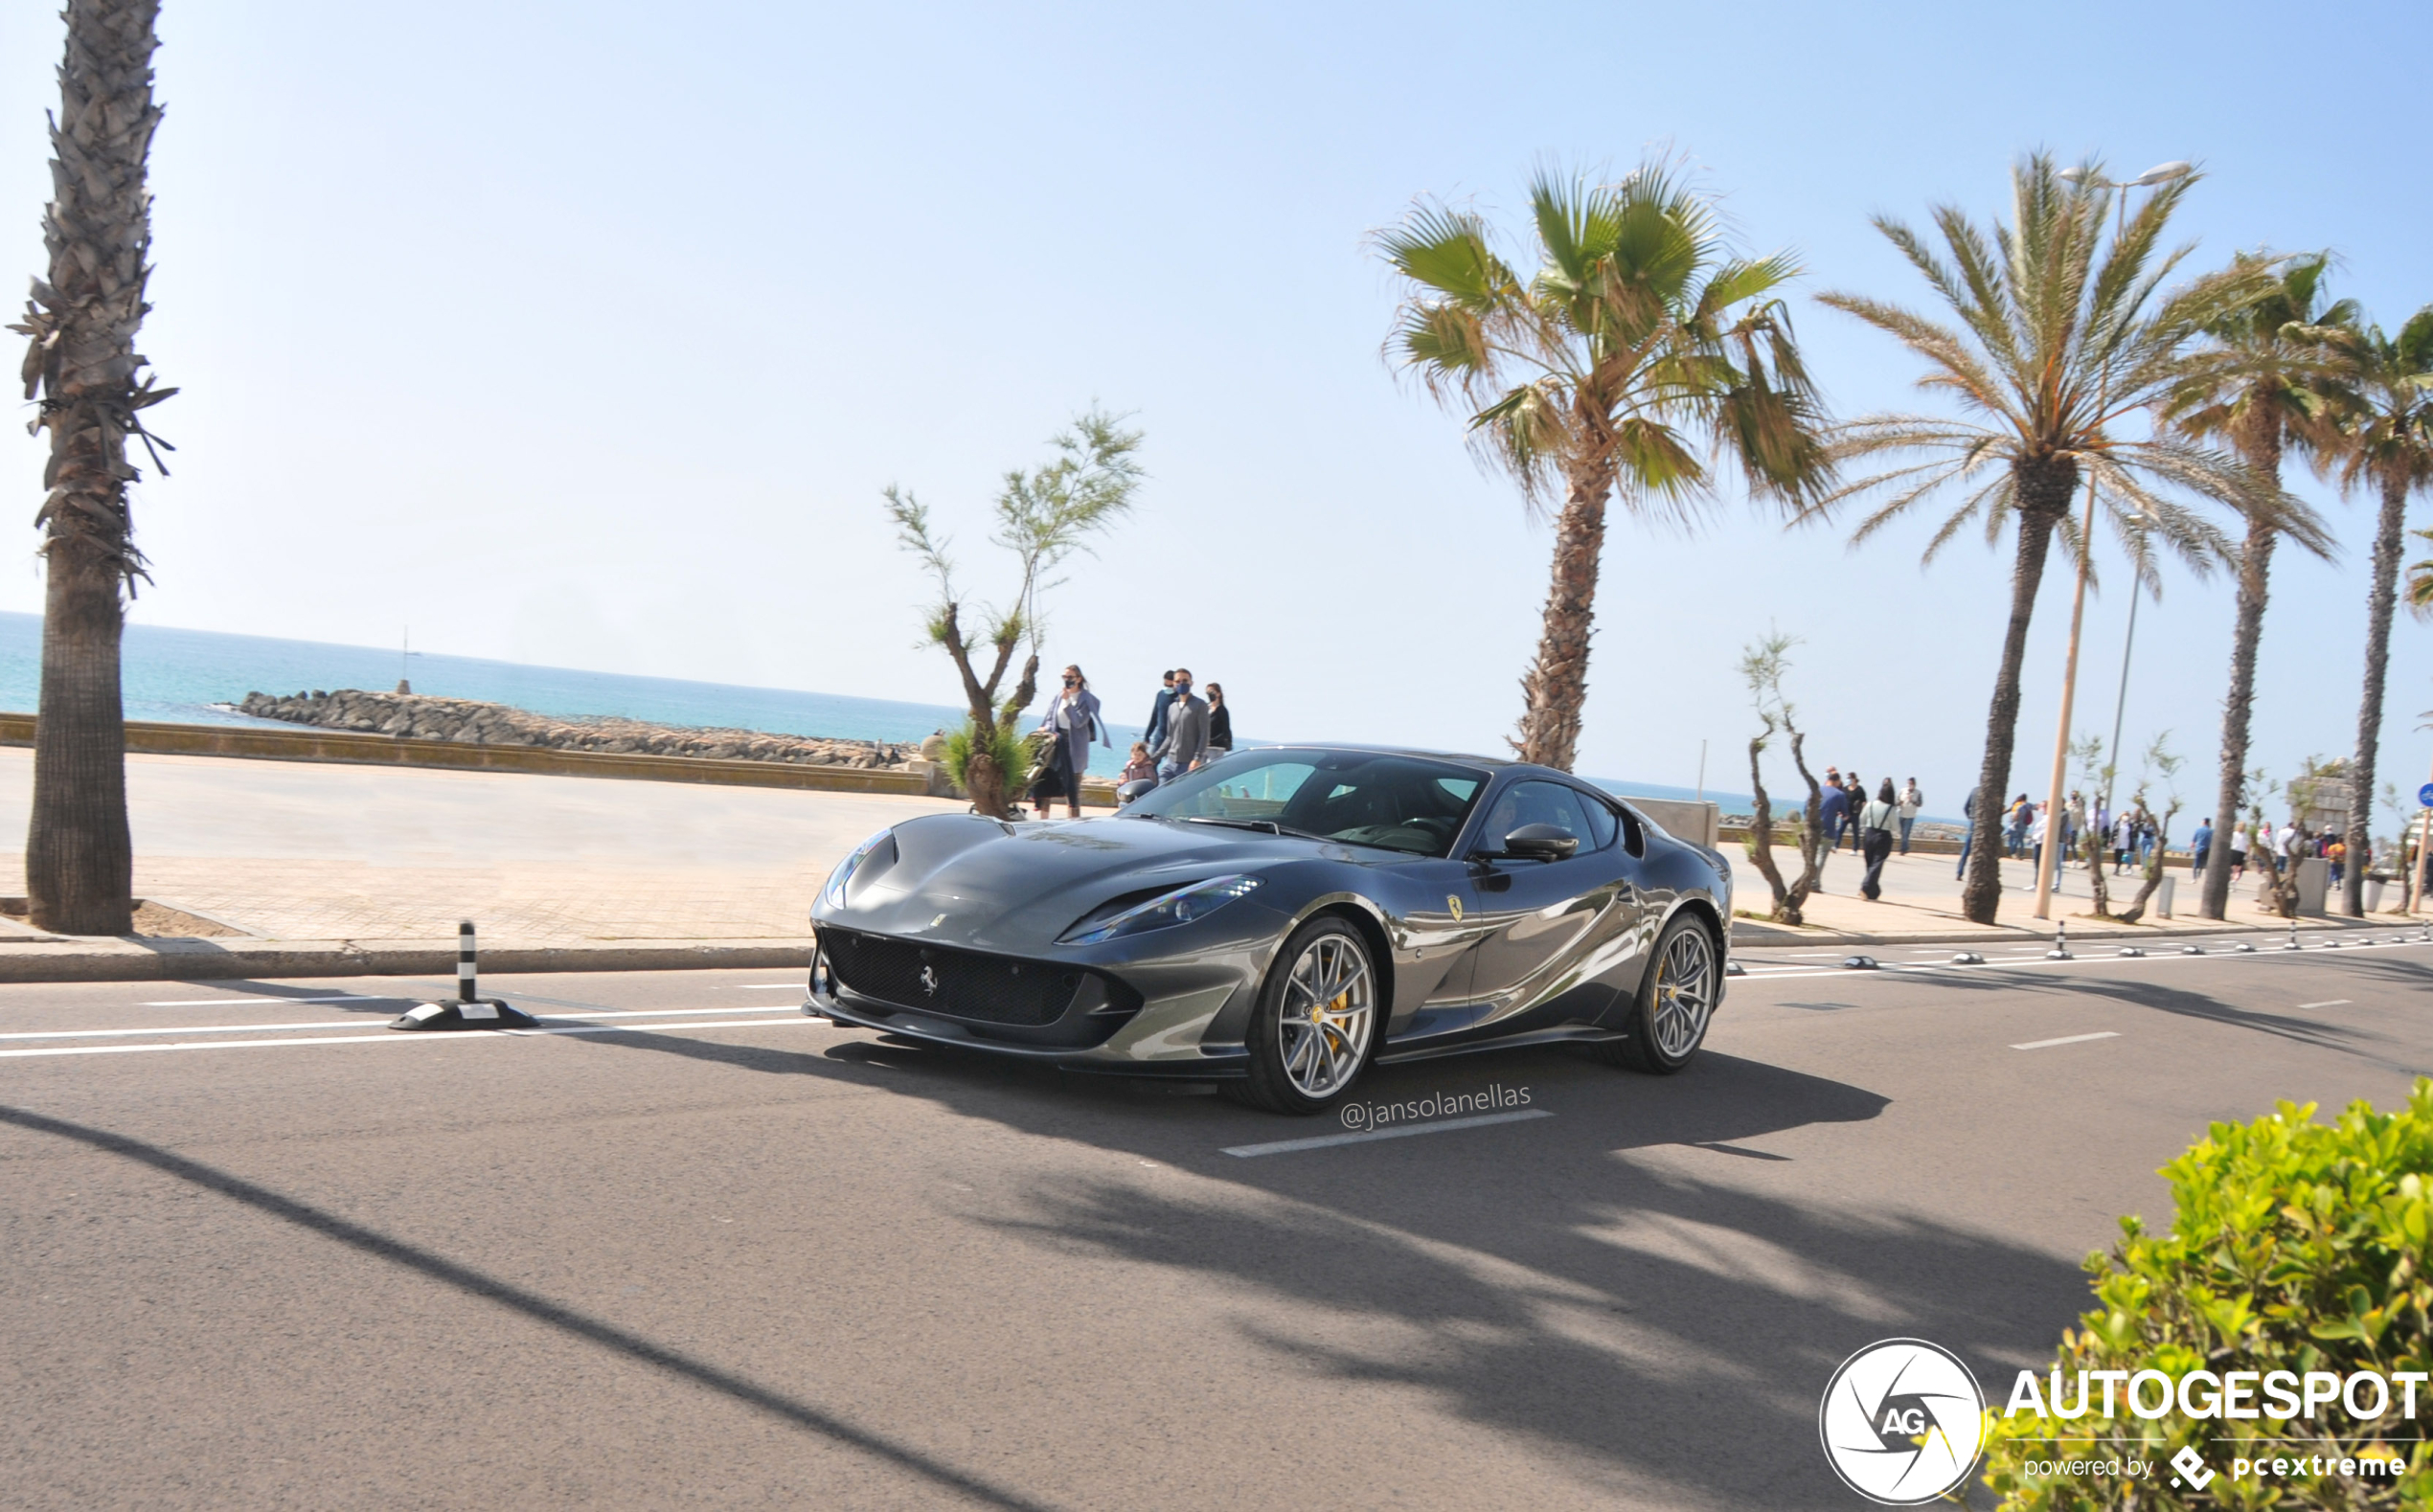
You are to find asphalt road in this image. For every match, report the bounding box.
[3,932,2429,1509]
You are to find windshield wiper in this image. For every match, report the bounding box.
[1180,816,1285,835]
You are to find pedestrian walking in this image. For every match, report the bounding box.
[2191,817,2213,876]
[2006,794,2033,859]
[1150,667,1208,780]
[1859,779,1899,901]
[1143,670,1177,751]
[1956,787,1978,880]
[1898,779,1922,853]
[2229,821,2250,882]
[2029,801,2049,871]
[1845,775,1868,853]
[1819,776,1852,863]
[1029,665,1110,820]
[1204,682,1232,762]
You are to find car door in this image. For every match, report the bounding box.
[1464,779,1642,1027]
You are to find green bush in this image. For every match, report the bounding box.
[1983,1081,2433,1508]
[942,719,1031,796]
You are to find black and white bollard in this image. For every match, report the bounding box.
[391,922,538,1031]
[2283,917,2303,952]
[2047,920,2072,960]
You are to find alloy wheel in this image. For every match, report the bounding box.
[1650,926,1715,1061]
[1278,933,1374,1098]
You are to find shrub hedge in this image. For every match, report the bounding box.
[1982,1081,2433,1509]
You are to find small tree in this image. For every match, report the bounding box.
[882,408,1144,818]
[1739,633,1830,924]
[2114,733,2185,923]
[2072,734,2116,918]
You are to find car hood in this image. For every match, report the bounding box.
[824,813,1361,950]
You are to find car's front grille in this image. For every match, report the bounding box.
[821,930,1085,1027]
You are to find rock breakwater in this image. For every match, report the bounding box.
[238,689,912,768]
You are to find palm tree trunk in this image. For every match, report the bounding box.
[18,0,164,936]
[1959,463,2072,925]
[2343,469,2409,914]
[2198,517,2280,920]
[1514,461,1614,770]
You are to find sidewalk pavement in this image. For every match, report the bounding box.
[0,747,967,980]
[0,748,2417,982]
[1723,842,2420,945]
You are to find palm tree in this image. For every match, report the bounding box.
[1812,155,2277,925]
[1376,163,1832,771]
[2166,255,2352,921]
[8,0,172,935]
[2325,309,2433,914]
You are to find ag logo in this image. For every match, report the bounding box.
[919,965,940,997]
[1818,1338,1986,1505]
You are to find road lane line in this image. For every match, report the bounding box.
[139,995,398,1006]
[2298,1000,2353,1009]
[0,1015,829,1060]
[2012,1031,2121,1050]
[1222,1109,1552,1158]
[0,1004,805,1043]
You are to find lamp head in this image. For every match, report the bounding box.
[2131,161,2193,186]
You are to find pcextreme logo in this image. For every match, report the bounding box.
[1819,1339,1988,1505]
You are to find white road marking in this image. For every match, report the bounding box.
[1222,1108,1553,1158]
[0,1015,827,1060]
[0,1004,804,1044]
[729,984,804,991]
[2298,1000,2353,1009]
[139,994,397,1006]
[2012,1031,2121,1050]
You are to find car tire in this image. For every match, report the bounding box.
[1227,915,1380,1116]
[1607,913,1719,1075]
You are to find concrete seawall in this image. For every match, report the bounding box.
[0,712,1121,804]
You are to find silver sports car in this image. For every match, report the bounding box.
[806,745,1732,1115]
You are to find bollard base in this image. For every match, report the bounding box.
[390,1000,538,1031]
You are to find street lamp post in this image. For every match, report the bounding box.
[2031,161,2192,922]
[2102,517,2147,817]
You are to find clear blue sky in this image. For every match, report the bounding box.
[4,0,2427,824]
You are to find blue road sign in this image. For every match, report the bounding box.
[2420,781,2433,808]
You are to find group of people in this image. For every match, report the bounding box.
[1952,790,2172,878]
[2190,817,2363,888]
[1814,769,1925,902]
[1025,665,1232,818]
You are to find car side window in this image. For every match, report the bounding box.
[1489,780,1597,849]
[1577,795,1618,851]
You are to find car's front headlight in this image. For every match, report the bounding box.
[818,828,895,912]
[1058,875,1262,944]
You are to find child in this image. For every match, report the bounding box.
[1121,742,1156,786]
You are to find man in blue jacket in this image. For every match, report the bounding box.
[1144,670,1177,751]
[1818,774,1852,876]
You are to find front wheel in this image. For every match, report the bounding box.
[1607,914,1718,1074]
[1229,917,1379,1115]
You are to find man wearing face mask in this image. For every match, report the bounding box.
[1150,667,1208,783]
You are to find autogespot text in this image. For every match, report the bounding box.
[1339,1083,1531,1131]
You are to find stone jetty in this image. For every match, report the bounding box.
[237,689,912,769]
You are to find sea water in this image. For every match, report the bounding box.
[0,612,1755,803]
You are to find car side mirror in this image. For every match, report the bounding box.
[1495,824,1579,862]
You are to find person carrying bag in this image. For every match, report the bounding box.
[1859,779,1900,901]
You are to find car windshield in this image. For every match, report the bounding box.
[1126,750,1488,857]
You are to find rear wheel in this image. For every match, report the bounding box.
[1228,917,1378,1115]
[1608,914,1717,1074]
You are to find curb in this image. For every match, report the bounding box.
[0,938,809,984]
